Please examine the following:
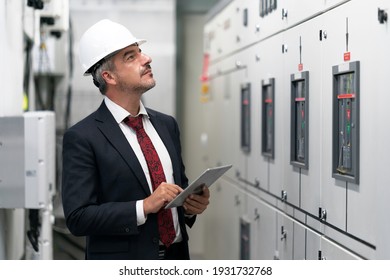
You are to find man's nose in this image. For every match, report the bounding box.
[142,53,152,64]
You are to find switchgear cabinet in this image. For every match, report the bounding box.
[290,71,309,169]
[332,61,360,184]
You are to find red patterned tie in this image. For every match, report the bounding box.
[124,115,176,247]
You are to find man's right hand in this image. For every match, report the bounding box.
[143,183,183,215]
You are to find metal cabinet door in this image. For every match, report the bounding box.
[247,196,277,259]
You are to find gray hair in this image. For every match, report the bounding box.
[91,53,117,95]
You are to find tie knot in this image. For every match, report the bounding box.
[125,115,143,132]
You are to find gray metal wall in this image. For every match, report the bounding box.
[197,0,390,259]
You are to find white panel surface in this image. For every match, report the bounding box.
[0,0,24,116]
[321,237,361,260]
[343,0,390,255]
[203,179,246,259]
[283,17,324,224]
[305,228,321,260]
[293,221,307,260]
[276,213,294,259]
[319,3,350,233]
[24,111,55,209]
[374,0,390,259]
[247,196,277,259]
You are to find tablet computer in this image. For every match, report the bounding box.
[164,164,232,209]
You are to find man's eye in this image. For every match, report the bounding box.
[126,54,136,60]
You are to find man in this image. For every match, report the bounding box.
[61,19,210,260]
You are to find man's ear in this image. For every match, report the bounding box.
[102,71,116,85]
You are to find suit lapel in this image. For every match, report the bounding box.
[94,102,151,196]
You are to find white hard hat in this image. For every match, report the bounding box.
[78,19,146,75]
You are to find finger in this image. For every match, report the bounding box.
[144,196,165,214]
[163,189,182,202]
[185,195,209,209]
[183,201,205,215]
[201,186,210,197]
[167,187,182,197]
[153,187,182,206]
[153,185,178,198]
[159,183,183,195]
[187,193,209,205]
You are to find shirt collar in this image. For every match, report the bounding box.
[104,96,149,124]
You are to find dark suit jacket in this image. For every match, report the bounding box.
[61,101,195,259]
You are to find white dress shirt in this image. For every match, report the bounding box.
[104,96,182,243]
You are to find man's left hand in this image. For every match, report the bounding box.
[183,186,210,215]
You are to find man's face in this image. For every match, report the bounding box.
[111,44,156,94]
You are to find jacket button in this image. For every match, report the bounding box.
[152,237,159,244]
[125,228,130,233]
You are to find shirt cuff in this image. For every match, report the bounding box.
[136,200,147,226]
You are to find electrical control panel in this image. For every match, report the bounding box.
[241,83,251,153]
[0,112,55,208]
[24,111,55,208]
[290,71,309,169]
[332,61,360,184]
[0,117,25,208]
[262,78,275,158]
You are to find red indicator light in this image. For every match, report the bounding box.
[338,93,355,99]
[344,52,351,61]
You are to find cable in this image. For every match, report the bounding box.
[23,33,34,111]
[27,209,40,252]
[64,18,74,130]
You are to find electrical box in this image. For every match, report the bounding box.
[332,61,360,184]
[290,71,309,169]
[24,111,55,208]
[240,217,251,260]
[40,0,69,33]
[262,78,275,158]
[241,83,251,153]
[0,117,25,208]
[0,111,55,209]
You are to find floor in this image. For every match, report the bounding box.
[52,218,204,260]
[52,218,85,260]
